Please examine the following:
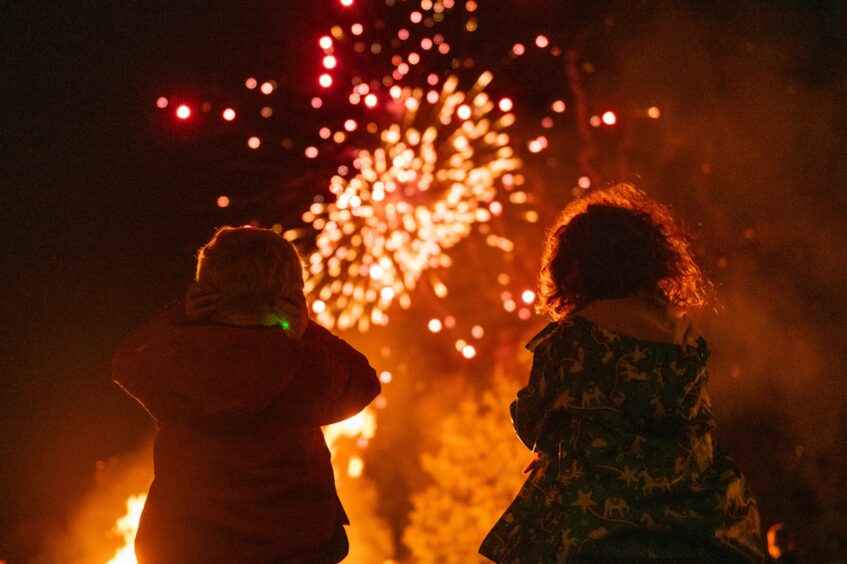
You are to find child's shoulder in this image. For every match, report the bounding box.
[525,317,592,354]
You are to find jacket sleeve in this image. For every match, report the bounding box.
[511,332,580,452]
[112,303,188,421]
[511,347,555,451]
[277,321,380,426]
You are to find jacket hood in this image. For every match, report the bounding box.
[114,321,304,426]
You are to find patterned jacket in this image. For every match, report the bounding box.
[480,315,763,563]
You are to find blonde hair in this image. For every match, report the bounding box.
[196,226,304,317]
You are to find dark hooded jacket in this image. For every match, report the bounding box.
[113,304,380,563]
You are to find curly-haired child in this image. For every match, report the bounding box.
[480,185,763,563]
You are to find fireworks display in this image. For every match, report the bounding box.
[298,72,523,331]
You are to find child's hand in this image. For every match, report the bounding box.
[274,293,309,339]
[185,282,220,321]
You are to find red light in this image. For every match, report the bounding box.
[535,35,549,48]
[305,146,319,158]
[323,55,337,69]
[311,97,323,109]
[602,111,617,125]
[175,105,191,119]
[340,0,353,5]
[319,74,333,88]
[319,36,333,50]
[364,94,378,108]
[216,196,230,208]
[155,96,168,109]
[222,108,236,121]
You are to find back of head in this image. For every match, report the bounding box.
[195,227,304,318]
[538,184,711,319]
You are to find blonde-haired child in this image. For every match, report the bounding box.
[114,226,380,563]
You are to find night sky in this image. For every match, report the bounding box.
[3,1,846,561]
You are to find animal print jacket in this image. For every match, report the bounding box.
[479,315,763,563]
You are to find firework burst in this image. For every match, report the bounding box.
[297,71,522,331]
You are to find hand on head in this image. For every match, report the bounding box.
[273,292,309,339]
[185,281,220,321]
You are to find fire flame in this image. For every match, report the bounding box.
[105,494,147,564]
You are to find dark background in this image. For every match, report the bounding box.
[3,1,846,561]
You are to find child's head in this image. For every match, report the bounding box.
[195,226,304,318]
[538,184,711,319]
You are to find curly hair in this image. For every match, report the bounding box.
[537,184,712,320]
[195,226,304,317]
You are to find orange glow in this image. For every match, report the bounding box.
[471,325,484,339]
[260,81,274,94]
[155,96,168,109]
[512,43,525,56]
[461,344,477,359]
[438,43,450,54]
[216,196,230,208]
[518,307,532,320]
[552,99,566,113]
[247,136,261,149]
[319,35,333,49]
[428,318,443,333]
[578,175,591,189]
[305,146,319,158]
[410,11,422,23]
[602,110,617,125]
[457,104,472,120]
[590,115,602,127]
[466,0,478,11]
[244,77,257,89]
[260,106,273,118]
[647,106,661,118]
[521,290,536,304]
[175,104,191,119]
[535,35,549,48]
[319,127,331,139]
[379,371,392,383]
[105,494,147,564]
[312,299,327,313]
[319,73,333,88]
[498,98,513,112]
[222,108,236,121]
[344,119,358,131]
[421,37,433,50]
[351,23,363,35]
[323,55,337,69]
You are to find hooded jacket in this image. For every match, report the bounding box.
[113,305,380,563]
[480,298,763,563]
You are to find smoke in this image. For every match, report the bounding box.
[595,3,847,558]
[33,444,153,564]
